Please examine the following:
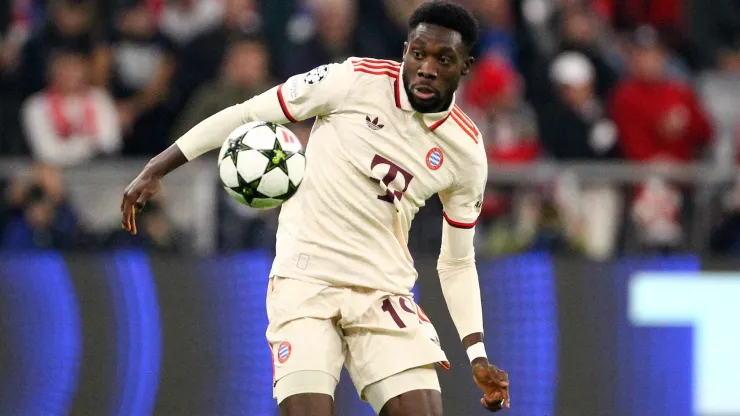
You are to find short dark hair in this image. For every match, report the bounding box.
[408,1,479,52]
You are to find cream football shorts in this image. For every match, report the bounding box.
[266,275,448,410]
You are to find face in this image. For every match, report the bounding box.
[559,82,593,108]
[224,0,255,28]
[54,4,91,36]
[51,54,89,94]
[223,41,268,85]
[630,46,666,81]
[562,11,595,46]
[315,0,356,48]
[403,23,473,113]
[119,6,155,37]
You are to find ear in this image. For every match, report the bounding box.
[461,56,475,76]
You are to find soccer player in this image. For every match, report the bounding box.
[120,1,510,415]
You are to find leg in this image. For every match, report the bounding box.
[279,394,333,416]
[364,365,443,416]
[266,277,346,416]
[379,389,443,416]
[276,370,337,416]
[342,292,448,415]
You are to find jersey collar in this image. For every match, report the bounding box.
[394,65,454,132]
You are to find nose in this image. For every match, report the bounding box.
[417,58,437,80]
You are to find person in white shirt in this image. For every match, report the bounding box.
[21,50,121,167]
[120,1,510,415]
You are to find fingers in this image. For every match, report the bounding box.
[481,396,504,412]
[121,189,140,235]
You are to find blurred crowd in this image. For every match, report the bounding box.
[2,0,740,257]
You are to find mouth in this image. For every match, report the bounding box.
[411,84,439,101]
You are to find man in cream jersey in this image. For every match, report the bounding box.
[120,2,510,415]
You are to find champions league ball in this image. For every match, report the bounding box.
[218,121,306,209]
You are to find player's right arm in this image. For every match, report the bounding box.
[437,150,510,412]
[121,61,354,234]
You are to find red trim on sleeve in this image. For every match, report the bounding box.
[443,211,477,229]
[453,105,479,136]
[277,83,298,123]
[354,68,399,78]
[450,111,479,144]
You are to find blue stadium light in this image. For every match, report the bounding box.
[104,251,162,416]
[0,252,82,416]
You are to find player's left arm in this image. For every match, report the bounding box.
[437,156,510,412]
[120,61,354,234]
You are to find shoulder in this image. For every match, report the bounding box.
[89,88,116,107]
[22,92,46,113]
[440,105,487,179]
[347,57,401,78]
[294,57,400,98]
[446,105,485,153]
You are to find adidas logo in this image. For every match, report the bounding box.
[366,116,384,130]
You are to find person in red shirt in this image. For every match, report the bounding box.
[610,26,713,249]
[609,25,713,163]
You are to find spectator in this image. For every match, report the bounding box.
[175,0,261,104]
[540,52,619,160]
[21,50,121,167]
[0,0,47,76]
[463,57,539,165]
[556,7,620,98]
[610,26,712,163]
[172,36,272,139]
[539,52,622,258]
[471,0,516,66]
[282,0,386,76]
[610,26,713,249]
[14,0,104,98]
[462,57,543,256]
[159,0,224,47]
[101,1,177,155]
[0,164,81,250]
[698,47,740,168]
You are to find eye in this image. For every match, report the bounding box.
[439,56,452,66]
[412,50,424,60]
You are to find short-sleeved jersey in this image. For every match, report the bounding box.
[240,58,487,295]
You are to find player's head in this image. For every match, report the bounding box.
[403,1,478,113]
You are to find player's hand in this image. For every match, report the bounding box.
[121,170,162,235]
[472,358,510,412]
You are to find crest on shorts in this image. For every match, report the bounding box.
[277,341,292,363]
[304,65,329,85]
[426,148,444,170]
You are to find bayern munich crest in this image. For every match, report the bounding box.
[277,341,292,363]
[426,148,444,170]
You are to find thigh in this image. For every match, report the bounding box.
[342,292,448,396]
[364,365,442,416]
[277,371,337,416]
[267,277,345,399]
[280,394,334,416]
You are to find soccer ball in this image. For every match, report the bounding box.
[218,121,306,209]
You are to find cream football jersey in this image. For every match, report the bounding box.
[228,58,486,295]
